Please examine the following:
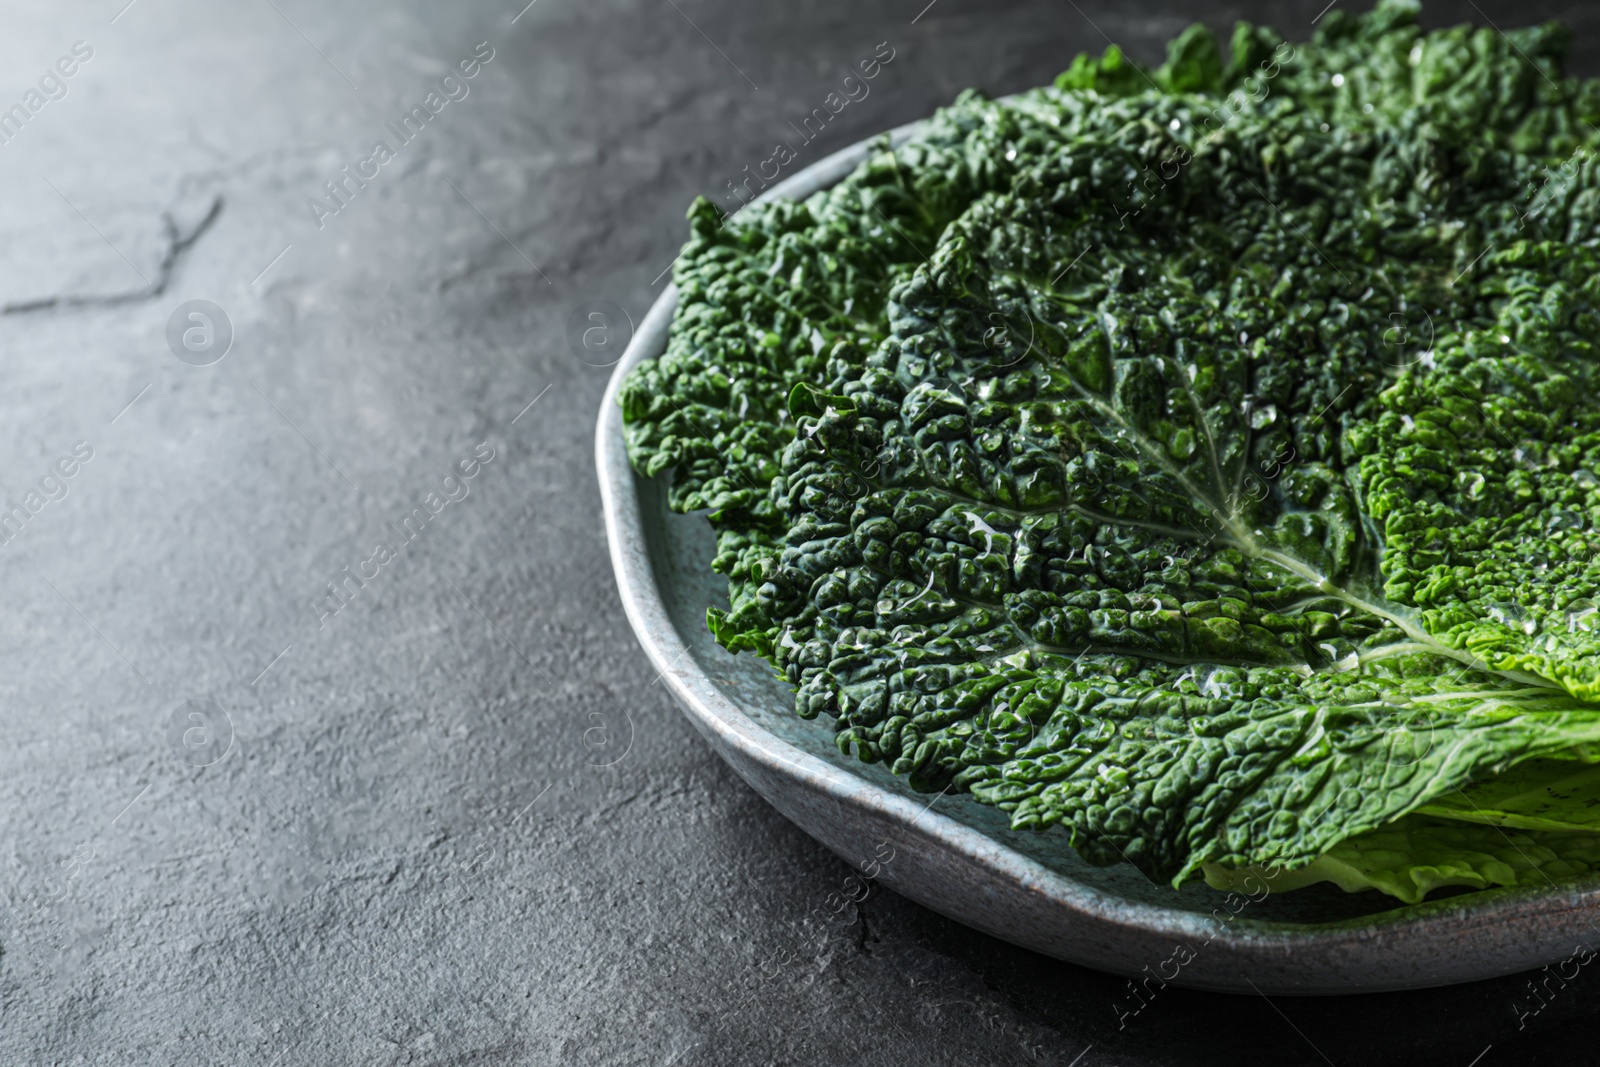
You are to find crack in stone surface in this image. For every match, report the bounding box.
[3,193,223,315]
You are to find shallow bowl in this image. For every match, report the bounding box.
[596,119,1600,994]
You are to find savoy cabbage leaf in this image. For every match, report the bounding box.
[1203,814,1600,904]
[1418,759,1600,832]
[620,0,1600,895]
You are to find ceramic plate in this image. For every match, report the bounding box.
[596,121,1600,994]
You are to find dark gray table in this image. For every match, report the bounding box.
[1,1,1594,1063]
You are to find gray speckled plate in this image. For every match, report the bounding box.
[596,123,1600,995]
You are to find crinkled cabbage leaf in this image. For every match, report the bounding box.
[620,0,1600,898]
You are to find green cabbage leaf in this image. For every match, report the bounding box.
[620,0,1600,898]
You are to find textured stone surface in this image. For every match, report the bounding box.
[2,0,1599,1063]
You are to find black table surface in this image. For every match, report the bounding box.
[1,1,1595,1063]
